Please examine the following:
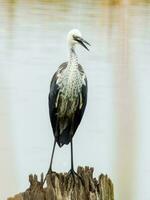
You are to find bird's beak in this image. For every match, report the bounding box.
[74,36,91,51]
[79,38,91,51]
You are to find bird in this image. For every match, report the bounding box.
[46,29,90,179]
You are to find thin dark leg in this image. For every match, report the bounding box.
[68,139,83,185]
[48,139,56,173]
[68,139,75,173]
[43,140,56,185]
[71,139,74,171]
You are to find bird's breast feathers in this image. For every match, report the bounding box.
[55,64,86,117]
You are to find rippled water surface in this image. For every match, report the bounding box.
[0,1,150,199]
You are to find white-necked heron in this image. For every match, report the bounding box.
[46,29,90,179]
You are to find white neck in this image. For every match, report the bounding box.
[68,46,78,66]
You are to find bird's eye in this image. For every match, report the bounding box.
[73,35,76,40]
[73,35,80,41]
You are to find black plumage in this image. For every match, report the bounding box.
[49,62,87,147]
[44,29,90,182]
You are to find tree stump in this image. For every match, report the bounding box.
[7,166,114,200]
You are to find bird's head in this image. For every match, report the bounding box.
[67,29,90,51]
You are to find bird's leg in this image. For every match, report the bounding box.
[70,139,75,173]
[43,139,56,185]
[48,139,56,173]
[67,139,83,185]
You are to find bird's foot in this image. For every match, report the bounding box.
[67,168,84,187]
[43,169,56,186]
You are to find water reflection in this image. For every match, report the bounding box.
[0,0,150,200]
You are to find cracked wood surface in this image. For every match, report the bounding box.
[7,166,114,200]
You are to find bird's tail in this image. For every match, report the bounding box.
[56,118,73,147]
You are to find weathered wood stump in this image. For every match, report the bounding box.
[7,166,114,200]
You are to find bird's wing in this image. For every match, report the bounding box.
[49,62,87,146]
[48,62,68,135]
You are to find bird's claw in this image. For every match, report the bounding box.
[43,170,56,185]
[67,169,84,186]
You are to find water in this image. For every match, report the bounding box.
[0,0,150,199]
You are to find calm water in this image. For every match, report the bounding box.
[0,0,150,199]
